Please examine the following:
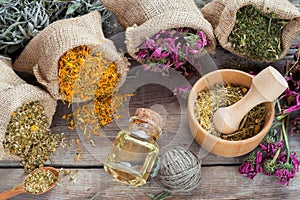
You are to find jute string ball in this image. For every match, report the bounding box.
[159,147,201,192]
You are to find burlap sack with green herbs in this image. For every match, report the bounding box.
[13,11,129,101]
[101,0,217,57]
[0,59,57,161]
[202,0,300,62]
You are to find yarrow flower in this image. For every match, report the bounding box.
[239,47,300,186]
[135,28,209,77]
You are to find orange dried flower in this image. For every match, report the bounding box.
[58,45,91,103]
[94,62,119,126]
[59,46,128,138]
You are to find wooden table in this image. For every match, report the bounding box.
[0,33,299,200]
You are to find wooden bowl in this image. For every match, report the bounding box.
[188,69,274,157]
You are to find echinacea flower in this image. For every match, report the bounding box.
[239,151,263,179]
[275,164,295,186]
[261,159,277,176]
[275,153,299,186]
[135,28,209,77]
[238,43,300,186]
[259,140,283,158]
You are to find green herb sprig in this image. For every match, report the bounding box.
[0,0,111,55]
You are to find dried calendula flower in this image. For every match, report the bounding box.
[58,45,92,103]
[58,46,121,109]
[194,84,266,141]
[59,46,130,141]
[3,101,58,172]
[73,103,102,137]
[94,62,119,126]
[24,169,57,194]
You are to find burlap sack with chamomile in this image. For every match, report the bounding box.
[13,11,129,102]
[0,59,57,161]
[201,0,300,62]
[101,0,217,57]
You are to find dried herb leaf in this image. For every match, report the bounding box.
[24,169,57,194]
[229,5,288,61]
[194,84,267,141]
[3,101,58,172]
[0,0,111,55]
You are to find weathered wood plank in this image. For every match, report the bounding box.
[1,82,299,167]
[0,166,299,200]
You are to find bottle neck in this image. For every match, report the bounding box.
[128,116,162,143]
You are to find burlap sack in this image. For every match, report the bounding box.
[13,11,129,101]
[202,0,300,62]
[101,0,217,57]
[0,60,57,161]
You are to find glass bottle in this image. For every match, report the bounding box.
[104,108,163,187]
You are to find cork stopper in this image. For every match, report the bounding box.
[135,108,164,128]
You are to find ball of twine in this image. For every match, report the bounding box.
[159,146,201,192]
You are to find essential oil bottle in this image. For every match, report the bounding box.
[104,108,163,186]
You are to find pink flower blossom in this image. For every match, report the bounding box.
[197,31,208,47]
[283,95,300,114]
[239,151,263,179]
[173,85,192,98]
[260,159,277,176]
[259,141,283,157]
[135,28,209,77]
[239,161,257,179]
[275,167,295,186]
[275,153,299,186]
[290,152,300,173]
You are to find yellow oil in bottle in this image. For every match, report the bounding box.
[104,108,163,187]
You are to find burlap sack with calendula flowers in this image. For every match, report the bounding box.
[0,59,57,161]
[201,0,300,62]
[13,11,129,101]
[101,0,217,57]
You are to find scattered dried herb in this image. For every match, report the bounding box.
[24,168,57,194]
[3,101,58,172]
[194,84,266,141]
[73,104,102,137]
[229,5,288,61]
[71,93,132,141]
[74,137,82,162]
[147,190,172,200]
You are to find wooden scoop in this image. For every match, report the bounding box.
[213,66,288,134]
[0,167,58,200]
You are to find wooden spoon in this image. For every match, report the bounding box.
[0,167,59,200]
[213,66,288,134]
